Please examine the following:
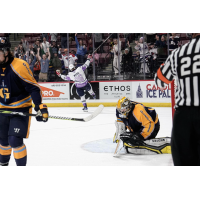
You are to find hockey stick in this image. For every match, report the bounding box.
[0,104,104,122]
[91,33,113,55]
[113,140,122,157]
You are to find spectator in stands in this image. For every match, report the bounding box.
[28,52,37,73]
[169,33,180,50]
[148,42,158,73]
[50,41,59,58]
[50,33,57,43]
[90,52,100,65]
[14,47,19,58]
[17,43,25,56]
[94,33,103,53]
[41,37,50,54]
[42,33,49,41]
[60,33,67,48]
[155,35,167,55]
[135,37,150,73]
[122,41,133,73]
[75,33,87,65]
[21,39,29,52]
[29,44,37,57]
[23,52,29,62]
[85,33,93,54]
[33,39,42,56]
[37,47,51,82]
[112,38,122,75]
[52,52,62,81]
[58,48,78,70]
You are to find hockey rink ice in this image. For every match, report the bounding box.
[8,106,173,166]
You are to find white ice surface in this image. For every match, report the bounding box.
[9,107,173,166]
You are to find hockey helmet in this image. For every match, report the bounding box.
[116,96,132,116]
[0,37,11,52]
[69,64,75,71]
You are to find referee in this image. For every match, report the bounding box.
[155,33,200,166]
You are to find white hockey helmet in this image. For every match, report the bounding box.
[69,64,75,71]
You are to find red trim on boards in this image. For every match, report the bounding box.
[38,79,155,84]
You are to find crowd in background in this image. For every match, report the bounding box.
[10,33,182,82]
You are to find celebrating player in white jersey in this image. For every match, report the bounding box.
[56,55,96,111]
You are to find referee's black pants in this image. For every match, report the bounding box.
[172,106,200,166]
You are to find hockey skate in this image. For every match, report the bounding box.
[82,106,88,112]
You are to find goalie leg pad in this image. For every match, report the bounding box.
[113,121,125,143]
[124,137,171,154]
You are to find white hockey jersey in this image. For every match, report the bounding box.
[61,60,90,88]
[61,53,78,68]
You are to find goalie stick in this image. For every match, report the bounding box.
[113,140,123,157]
[0,104,104,122]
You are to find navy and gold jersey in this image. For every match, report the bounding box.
[116,101,159,140]
[0,58,42,111]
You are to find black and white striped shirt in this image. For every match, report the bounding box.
[155,35,200,107]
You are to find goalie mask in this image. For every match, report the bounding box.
[116,97,132,116]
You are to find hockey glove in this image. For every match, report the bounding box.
[87,54,92,61]
[120,132,143,146]
[35,104,49,122]
[56,70,61,77]
[120,132,133,142]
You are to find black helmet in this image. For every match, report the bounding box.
[0,37,11,52]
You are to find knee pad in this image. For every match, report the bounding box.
[8,136,23,148]
[0,137,9,146]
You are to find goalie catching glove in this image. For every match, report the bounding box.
[120,132,144,146]
[35,104,49,122]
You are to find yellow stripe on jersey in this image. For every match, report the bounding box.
[117,118,123,122]
[13,144,27,159]
[0,145,12,155]
[0,95,32,109]
[132,104,155,139]
[10,58,42,102]
[26,107,32,138]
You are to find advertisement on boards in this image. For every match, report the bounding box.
[99,82,132,99]
[132,81,171,103]
[39,83,69,103]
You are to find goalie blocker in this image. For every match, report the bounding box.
[113,97,171,155]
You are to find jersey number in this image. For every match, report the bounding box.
[181,55,200,76]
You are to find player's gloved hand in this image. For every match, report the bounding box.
[35,104,49,122]
[56,70,61,77]
[87,54,92,61]
[120,132,133,142]
[120,132,143,146]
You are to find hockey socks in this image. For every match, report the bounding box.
[13,144,27,166]
[88,89,96,99]
[0,144,12,166]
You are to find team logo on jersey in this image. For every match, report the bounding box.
[0,81,10,102]
[136,84,143,98]
[0,88,10,99]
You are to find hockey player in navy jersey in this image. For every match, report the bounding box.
[56,55,96,111]
[113,97,171,155]
[0,37,48,166]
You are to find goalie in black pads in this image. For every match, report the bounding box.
[113,97,171,155]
